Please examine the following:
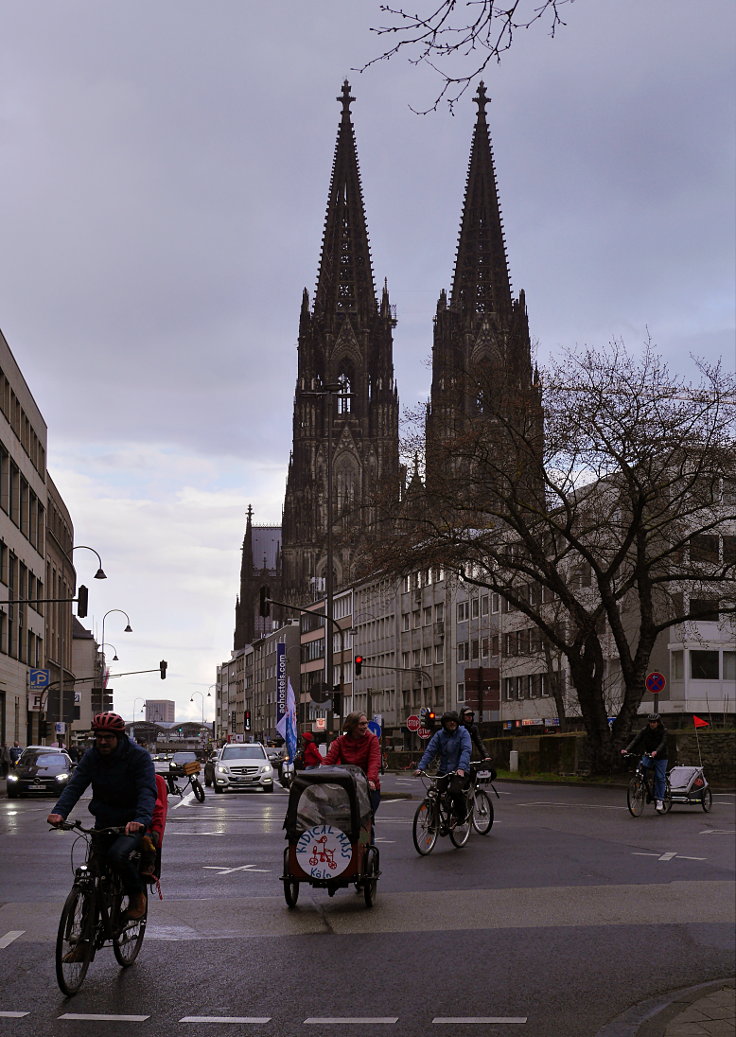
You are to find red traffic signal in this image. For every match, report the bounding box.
[354,655,363,676]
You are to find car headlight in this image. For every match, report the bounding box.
[7,773,18,782]
[261,765,273,776]
[56,773,70,782]
[216,766,228,775]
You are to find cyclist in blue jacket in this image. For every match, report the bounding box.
[415,711,472,824]
[48,712,156,920]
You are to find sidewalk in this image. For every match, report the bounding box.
[636,980,735,1037]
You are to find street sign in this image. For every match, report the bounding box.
[55,722,66,734]
[368,720,381,737]
[406,714,420,731]
[645,672,666,694]
[29,668,50,688]
[417,726,432,739]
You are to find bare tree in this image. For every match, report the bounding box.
[362,0,575,112]
[367,340,736,770]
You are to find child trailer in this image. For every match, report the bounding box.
[667,765,713,811]
[281,765,380,908]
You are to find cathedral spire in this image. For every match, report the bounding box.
[450,82,512,318]
[313,81,377,325]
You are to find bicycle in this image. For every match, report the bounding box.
[166,762,205,802]
[412,771,475,854]
[624,753,672,816]
[52,820,148,996]
[468,759,498,836]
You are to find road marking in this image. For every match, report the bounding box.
[304,1018,398,1025]
[0,1012,30,1018]
[203,864,270,875]
[433,1018,527,1025]
[701,829,736,835]
[633,851,707,862]
[0,930,24,949]
[60,1014,150,1022]
[180,1017,271,1024]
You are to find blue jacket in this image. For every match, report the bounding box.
[417,725,472,775]
[52,735,156,829]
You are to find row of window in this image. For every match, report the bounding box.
[672,649,736,681]
[0,444,45,553]
[502,674,554,700]
[0,367,46,476]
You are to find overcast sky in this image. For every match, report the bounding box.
[1,1,733,725]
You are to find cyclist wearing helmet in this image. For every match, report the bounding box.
[414,711,472,824]
[47,711,156,918]
[621,713,669,813]
[459,708,486,760]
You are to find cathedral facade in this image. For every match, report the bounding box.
[234,81,540,650]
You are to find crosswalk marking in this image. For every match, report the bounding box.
[0,930,24,949]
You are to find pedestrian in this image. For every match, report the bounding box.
[9,742,23,766]
[0,743,10,778]
[301,731,323,769]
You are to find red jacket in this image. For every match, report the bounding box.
[302,741,323,768]
[323,731,381,789]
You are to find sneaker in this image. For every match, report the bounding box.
[62,941,89,963]
[126,892,147,920]
[655,800,665,813]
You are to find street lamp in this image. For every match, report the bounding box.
[99,642,119,662]
[190,689,211,724]
[71,545,107,580]
[101,609,133,667]
[133,696,145,722]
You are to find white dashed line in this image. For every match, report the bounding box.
[0,1012,30,1018]
[59,1014,150,1022]
[180,1017,271,1024]
[304,1018,399,1025]
[433,1018,527,1025]
[0,930,25,949]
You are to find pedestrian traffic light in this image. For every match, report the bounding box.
[354,655,363,676]
[245,710,251,731]
[77,585,88,618]
[259,585,270,617]
[159,659,167,680]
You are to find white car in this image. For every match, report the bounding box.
[209,743,274,794]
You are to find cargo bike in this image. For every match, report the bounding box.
[281,765,380,908]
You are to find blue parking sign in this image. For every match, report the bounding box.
[30,668,50,688]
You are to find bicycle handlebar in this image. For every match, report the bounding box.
[49,820,127,836]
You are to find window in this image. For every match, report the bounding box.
[402,613,410,630]
[412,649,421,667]
[503,678,514,701]
[457,601,469,623]
[690,534,719,564]
[471,598,480,619]
[491,593,500,614]
[413,610,421,628]
[481,636,489,658]
[516,676,525,699]
[457,682,465,703]
[423,646,432,666]
[481,594,489,616]
[724,652,736,680]
[671,650,684,680]
[690,598,720,621]
[423,607,432,626]
[723,536,736,564]
[457,641,469,662]
[540,674,549,697]
[690,651,719,680]
[435,644,443,664]
[471,638,479,659]
[435,602,444,622]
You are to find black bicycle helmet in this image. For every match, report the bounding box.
[440,710,460,726]
[91,711,126,732]
[646,712,661,722]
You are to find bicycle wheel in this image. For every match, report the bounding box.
[363,846,379,908]
[112,891,147,966]
[663,781,673,814]
[56,887,94,996]
[192,778,205,803]
[449,812,471,847]
[701,787,713,812]
[627,776,645,816]
[412,800,438,856]
[471,788,494,835]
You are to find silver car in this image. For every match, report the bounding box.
[210,743,274,794]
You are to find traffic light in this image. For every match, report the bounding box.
[427,709,436,724]
[245,710,251,731]
[259,586,270,617]
[77,585,88,618]
[354,655,363,676]
[159,660,167,680]
[332,691,342,715]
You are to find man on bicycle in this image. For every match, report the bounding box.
[622,713,669,813]
[460,708,486,760]
[414,711,472,825]
[47,712,157,920]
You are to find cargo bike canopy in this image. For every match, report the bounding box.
[283,766,372,843]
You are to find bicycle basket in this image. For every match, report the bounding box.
[182,761,200,776]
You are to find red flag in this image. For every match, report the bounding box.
[693,715,710,729]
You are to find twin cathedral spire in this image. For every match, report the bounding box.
[234,81,540,648]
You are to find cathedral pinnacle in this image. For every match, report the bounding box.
[338,80,355,118]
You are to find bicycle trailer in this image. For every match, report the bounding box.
[667,765,711,808]
[281,765,380,908]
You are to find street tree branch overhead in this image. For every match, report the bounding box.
[365,0,576,111]
[366,340,736,770]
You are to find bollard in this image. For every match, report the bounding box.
[509,750,519,773]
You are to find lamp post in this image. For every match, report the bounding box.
[190,689,211,725]
[99,642,119,662]
[71,546,107,580]
[300,381,346,730]
[100,610,132,662]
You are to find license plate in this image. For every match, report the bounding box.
[477,770,491,780]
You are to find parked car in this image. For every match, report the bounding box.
[207,743,274,794]
[203,750,222,787]
[7,749,74,798]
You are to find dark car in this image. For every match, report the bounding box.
[169,751,199,775]
[7,749,74,798]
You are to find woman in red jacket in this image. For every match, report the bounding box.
[301,731,323,769]
[323,711,381,815]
